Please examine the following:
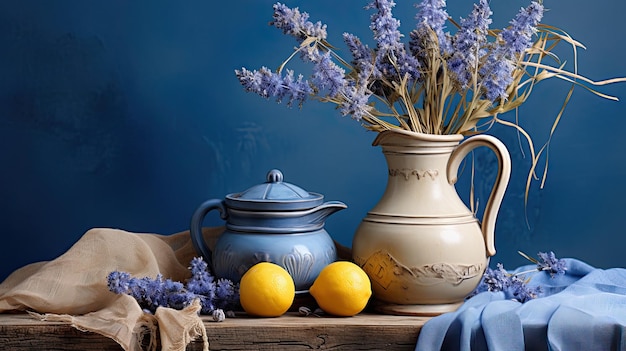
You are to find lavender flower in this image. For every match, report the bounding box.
[235,67,312,107]
[507,274,542,303]
[312,52,347,97]
[480,57,515,102]
[107,271,131,294]
[411,0,452,56]
[448,0,492,88]
[469,251,564,303]
[393,50,422,88]
[472,263,541,303]
[537,251,567,277]
[367,0,404,52]
[481,263,509,293]
[240,10,347,106]
[283,70,314,106]
[366,0,420,83]
[141,275,166,308]
[270,2,327,43]
[107,257,240,315]
[186,257,217,314]
[107,272,196,313]
[189,256,209,276]
[214,278,240,312]
[500,1,544,56]
[186,257,241,314]
[480,1,544,101]
[235,67,273,98]
[339,83,373,121]
[166,290,197,310]
[343,33,376,76]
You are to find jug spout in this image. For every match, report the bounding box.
[306,201,347,226]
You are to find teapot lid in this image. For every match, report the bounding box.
[225,169,323,211]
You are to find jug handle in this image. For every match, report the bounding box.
[190,199,227,266]
[446,135,511,257]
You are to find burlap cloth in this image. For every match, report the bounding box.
[0,227,229,351]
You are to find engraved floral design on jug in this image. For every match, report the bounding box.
[358,249,483,289]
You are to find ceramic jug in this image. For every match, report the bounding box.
[352,130,511,316]
[190,169,346,292]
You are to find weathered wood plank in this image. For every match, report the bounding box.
[0,313,427,350]
[0,314,123,351]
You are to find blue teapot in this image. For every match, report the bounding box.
[190,169,346,292]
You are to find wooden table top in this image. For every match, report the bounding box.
[0,312,429,350]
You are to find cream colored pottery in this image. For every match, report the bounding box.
[352,129,511,316]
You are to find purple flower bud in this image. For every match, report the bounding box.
[537,251,567,277]
[235,67,312,108]
[448,0,492,88]
[312,52,346,97]
[366,0,404,53]
[270,2,327,43]
[412,0,452,55]
[480,1,544,101]
[107,271,131,294]
[500,2,544,56]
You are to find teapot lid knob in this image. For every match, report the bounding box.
[266,169,284,183]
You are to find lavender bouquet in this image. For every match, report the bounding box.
[107,257,239,319]
[236,0,625,192]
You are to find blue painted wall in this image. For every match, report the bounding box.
[1,0,625,281]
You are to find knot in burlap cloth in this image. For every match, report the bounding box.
[0,227,227,351]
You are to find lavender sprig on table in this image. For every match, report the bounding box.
[469,251,566,303]
[107,257,240,316]
[536,251,568,277]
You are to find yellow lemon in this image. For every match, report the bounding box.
[239,262,295,317]
[309,261,372,317]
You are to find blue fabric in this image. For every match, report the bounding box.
[415,259,626,351]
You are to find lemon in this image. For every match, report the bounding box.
[239,262,295,317]
[309,261,372,317]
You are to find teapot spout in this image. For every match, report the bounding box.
[306,201,347,226]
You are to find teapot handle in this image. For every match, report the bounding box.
[190,199,227,266]
[446,135,511,257]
